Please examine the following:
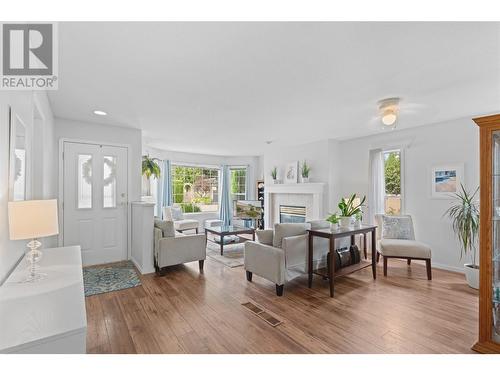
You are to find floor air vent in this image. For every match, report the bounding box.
[241,301,283,327]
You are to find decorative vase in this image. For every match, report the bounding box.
[339,216,352,228]
[301,176,310,183]
[464,264,479,289]
[272,179,278,184]
[354,219,362,228]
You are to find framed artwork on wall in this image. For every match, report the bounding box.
[430,163,464,199]
[284,161,298,184]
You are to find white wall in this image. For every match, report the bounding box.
[0,91,56,284]
[337,117,480,272]
[54,118,143,204]
[263,139,336,214]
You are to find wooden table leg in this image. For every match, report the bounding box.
[252,231,255,241]
[220,234,224,256]
[350,234,355,246]
[308,234,313,288]
[363,233,367,259]
[371,228,376,279]
[329,237,335,297]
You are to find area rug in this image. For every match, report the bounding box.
[83,261,141,297]
[206,242,245,268]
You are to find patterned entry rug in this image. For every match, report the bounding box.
[83,261,141,297]
[206,242,245,268]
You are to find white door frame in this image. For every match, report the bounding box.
[58,138,132,261]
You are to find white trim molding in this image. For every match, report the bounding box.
[264,183,326,228]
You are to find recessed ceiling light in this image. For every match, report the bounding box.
[93,110,107,116]
[265,140,274,144]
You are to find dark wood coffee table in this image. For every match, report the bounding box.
[308,225,377,297]
[205,225,256,255]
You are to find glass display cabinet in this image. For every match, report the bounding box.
[473,114,500,353]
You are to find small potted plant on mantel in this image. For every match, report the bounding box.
[444,184,480,289]
[142,155,161,196]
[271,167,278,184]
[337,194,366,229]
[301,160,311,183]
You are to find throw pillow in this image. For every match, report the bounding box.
[154,218,176,237]
[382,215,414,240]
[273,223,311,248]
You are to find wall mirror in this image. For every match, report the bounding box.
[9,108,30,201]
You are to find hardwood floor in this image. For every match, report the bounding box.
[85,257,478,354]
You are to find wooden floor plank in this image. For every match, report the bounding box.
[85,257,478,354]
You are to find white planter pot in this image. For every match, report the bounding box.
[339,216,352,229]
[272,179,278,184]
[464,264,479,289]
[301,177,310,183]
[353,220,362,228]
[330,222,339,231]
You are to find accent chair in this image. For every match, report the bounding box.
[153,218,206,275]
[163,206,200,233]
[375,214,432,280]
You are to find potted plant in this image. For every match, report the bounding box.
[444,184,480,289]
[354,211,363,228]
[326,213,340,230]
[142,155,161,196]
[337,194,366,228]
[271,167,278,184]
[301,160,311,183]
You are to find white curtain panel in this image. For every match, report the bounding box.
[368,149,386,224]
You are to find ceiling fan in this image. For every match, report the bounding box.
[368,97,430,130]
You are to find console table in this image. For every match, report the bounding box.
[0,246,87,353]
[308,225,377,297]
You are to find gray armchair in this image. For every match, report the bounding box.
[154,219,206,275]
[244,221,348,296]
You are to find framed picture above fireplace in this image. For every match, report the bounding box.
[284,161,298,184]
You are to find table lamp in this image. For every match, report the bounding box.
[8,199,59,282]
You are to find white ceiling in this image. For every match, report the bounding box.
[49,22,500,156]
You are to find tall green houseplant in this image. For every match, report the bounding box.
[444,183,480,268]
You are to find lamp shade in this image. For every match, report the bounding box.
[8,199,59,240]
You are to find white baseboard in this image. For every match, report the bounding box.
[431,262,465,274]
[130,256,155,275]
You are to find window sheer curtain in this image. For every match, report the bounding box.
[156,160,172,218]
[219,165,232,226]
[368,149,385,224]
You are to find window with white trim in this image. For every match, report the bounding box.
[383,149,402,215]
[230,167,247,202]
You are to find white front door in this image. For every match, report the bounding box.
[63,141,128,266]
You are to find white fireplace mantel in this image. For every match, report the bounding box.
[264,183,326,228]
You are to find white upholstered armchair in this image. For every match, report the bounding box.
[375,214,432,280]
[154,219,206,275]
[244,221,346,296]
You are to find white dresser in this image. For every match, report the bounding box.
[0,246,87,353]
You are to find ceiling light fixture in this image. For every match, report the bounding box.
[93,110,107,116]
[378,97,400,129]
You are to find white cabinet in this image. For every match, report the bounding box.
[0,246,87,353]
